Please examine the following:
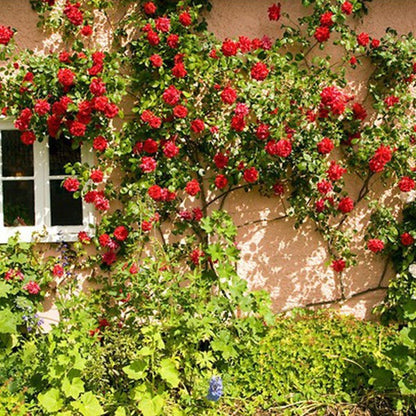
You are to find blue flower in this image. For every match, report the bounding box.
[207,376,223,402]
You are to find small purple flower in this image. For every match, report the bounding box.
[207,376,223,402]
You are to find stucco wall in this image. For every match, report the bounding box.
[1,0,415,321]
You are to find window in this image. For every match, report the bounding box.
[0,120,94,243]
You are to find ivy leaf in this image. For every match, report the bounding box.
[72,392,104,416]
[123,359,148,380]
[158,358,180,388]
[38,388,64,413]
[0,308,18,334]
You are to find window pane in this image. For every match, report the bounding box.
[2,131,34,177]
[3,180,35,227]
[50,180,83,226]
[49,138,81,176]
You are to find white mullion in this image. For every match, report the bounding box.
[0,130,3,228]
[33,140,49,227]
[82,144,95,228]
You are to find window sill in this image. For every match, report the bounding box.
[0,225,93,244]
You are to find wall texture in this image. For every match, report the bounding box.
[1,0,415,321]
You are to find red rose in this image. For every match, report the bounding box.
[63,177,80,192]
[275,139,292,157]
[221,39,238,56]
[20,131,36,145]
[256,124,270,140]
[338,197,354,213]
[90,169,104,183]
[143,1,156,15]
[191,119,205,133]
[384,95,399,108]
[143,138,158,153]
[148,184,163,201]
[90,77,106,96]
[369,145,392,172]
[167,34,179,48]
[185,179,201,196]
[114,225,129,241]
[243,167,259,183]
[316,199,325,212]
[215,174,228,189]
[69,121,86,137]
[47,115,61,137]
[357,32,369,47]
[99,234,112,247]
[163,141,179,158]
[238,36,251,53]
[155,17,170,33]
[320,86,347,115]
[327,161,346,181]
[231,115,246,132]
[221,86,237,104]
[193,207,203,221]
[59,51,71,63]
[104,103,119,118]
[317,137,334,154]
[149,115,161,129]
[173,105,188,118]
[401,233,414,246]
[398,176,415,192]
[147,30,160,46]
[150,54,163,67]
[53,264,64,277]
[58,68,75,87]
[93,136,108,152]
[214,153,229,169]
[352,103,367,121]
[102,251,116,266]
[341,1,353,14]
[140,156,157,173]
[141,221,152,232]
[94,194,110,211]
[162,85,181,106]
[24,281,41,295]
[331,259,346,272]
[190,249,204,265]
[92,96,107,112]
[15,108,32,131]
[273,182,284,195]
[78,231,91,243]
[179,11,192,26]
[268,3,281,21]
[0,26,14,45]
[314,26,330,43]
[371,39,380,48]
[63,2,83,26]
[89,63,103,76]
[317,180,332,195]
[81,25,93,36]
[350,56,357,65]
[367,239,384,253]
[251,62,269,81]
[172,62,187,78]
[320,12,334,27]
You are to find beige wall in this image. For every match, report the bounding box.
[1,0,415,320]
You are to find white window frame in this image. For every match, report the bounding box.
[0,119,95,243]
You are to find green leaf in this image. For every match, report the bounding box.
[0,281,11,298]
[0,308,18,334]
[158,359,180,388]
[72,392,104,416]
[62,377,85,399]
[123,359,148,380]
[115,407,127,416]
[38,388,64,413]
[138,395,165,416]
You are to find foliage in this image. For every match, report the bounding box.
[0,0,416,414]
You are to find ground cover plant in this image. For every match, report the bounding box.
[0,0,416,414]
